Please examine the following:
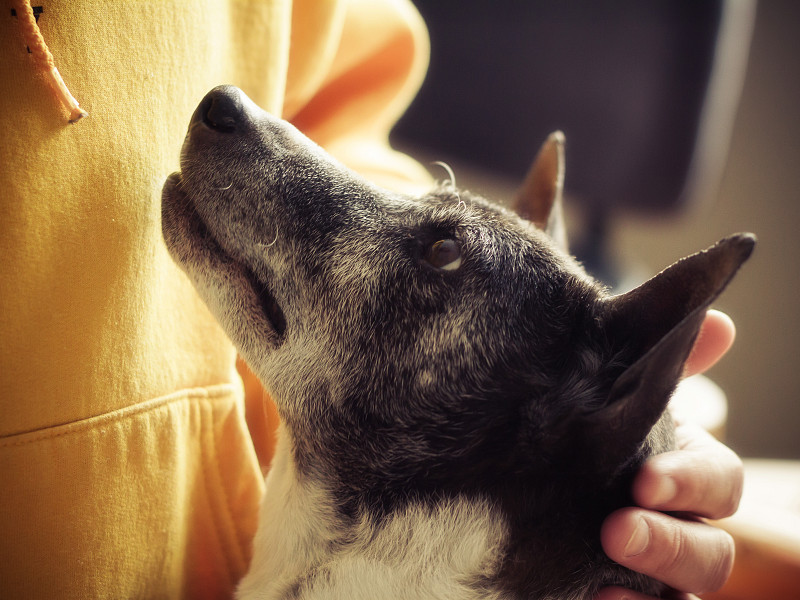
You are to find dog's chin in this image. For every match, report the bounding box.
[161,172,287,345]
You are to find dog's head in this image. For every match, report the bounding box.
[162,84,753,520]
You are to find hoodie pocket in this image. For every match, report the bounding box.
[0,384,264,600]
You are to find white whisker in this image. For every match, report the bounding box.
[431,160,457,189]
[257,230,280,249]
[431,161,466,211]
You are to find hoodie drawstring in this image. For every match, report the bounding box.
[13,0,88,123]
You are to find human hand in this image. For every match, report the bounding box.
[597,310,744,600]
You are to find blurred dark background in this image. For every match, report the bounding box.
[393,0,800,459]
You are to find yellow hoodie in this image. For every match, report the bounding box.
[0,1,430,597]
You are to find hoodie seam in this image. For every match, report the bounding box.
[0,383,239,447]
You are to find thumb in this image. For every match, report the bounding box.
[683,310,735,377]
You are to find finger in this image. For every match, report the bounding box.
[601,508,735,594]
[595,587,699,600]
[683,310,735,377]
[632,422,744,519]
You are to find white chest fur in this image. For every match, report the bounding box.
[236,427,510,600]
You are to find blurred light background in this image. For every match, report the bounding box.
[394,0,799,459]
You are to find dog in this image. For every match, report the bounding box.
[161,86,754,599]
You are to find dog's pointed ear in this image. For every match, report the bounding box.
[585,234,756,476]
[514,131,568,251]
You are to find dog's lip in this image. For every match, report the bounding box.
[162,172,183,203]
[162,171,287,343]
[166,171,182,186]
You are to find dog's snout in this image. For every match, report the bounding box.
[195,85,244,133]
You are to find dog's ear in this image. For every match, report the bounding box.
[585,234,755,476]
[514,131,568,251]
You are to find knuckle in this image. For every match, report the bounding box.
[683,447,744,519]
[709,447,744,518]
[723,452,745,516]
[651,521,693,579]
[684,466,714,509]
[658,524,735,595]
[704,530,736,593]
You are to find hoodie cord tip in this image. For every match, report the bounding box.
[14,0,88,123]
[47,65,89,123]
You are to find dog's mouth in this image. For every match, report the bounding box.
[162,172,287,344]
[244,267,287,338]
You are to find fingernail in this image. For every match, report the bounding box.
[623,517,651,557]
[650,474,677,506]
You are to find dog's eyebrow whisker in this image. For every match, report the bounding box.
[431,160,457,188]
[431,160,466,211]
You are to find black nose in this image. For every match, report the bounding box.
[195,85,244,133]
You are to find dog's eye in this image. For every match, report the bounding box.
[424,239,462,271]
